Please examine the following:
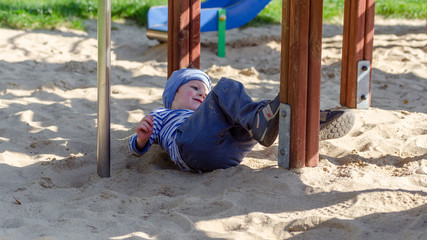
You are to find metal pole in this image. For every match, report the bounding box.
[97,0,111,178]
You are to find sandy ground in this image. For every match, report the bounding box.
[0,18,426,239]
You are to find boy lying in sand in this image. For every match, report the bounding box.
[129,68,354,172]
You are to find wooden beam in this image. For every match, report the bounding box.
[306,0,323,167]
[167,0,174,77]
[280,0,291,104]
[280,0,323,168]
[364,0,375,107]
[346,0,366,108]
[287,0,311,168]
[177,0,190,70]
[340,0,375,108]
[189,0,201,68]
[168,0,201,78]
[339,0,351,107]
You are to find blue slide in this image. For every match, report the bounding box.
[146,0,272,41]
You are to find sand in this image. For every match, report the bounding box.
[0,18,426,239]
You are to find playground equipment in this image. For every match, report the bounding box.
[97,0,111,178]
[165,0,375,169]
[96,0,376,177]
[340,0,375,109]
[279,0,324,168]
[146,0,272,57]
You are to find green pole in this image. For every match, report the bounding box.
[217,9,226,58]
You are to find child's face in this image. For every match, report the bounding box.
[171,80,209,111]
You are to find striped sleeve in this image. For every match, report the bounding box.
[128,109,194,170]
[128,133,152,155]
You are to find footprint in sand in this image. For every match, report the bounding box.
[285,215,360,238]
[179,199,234,217]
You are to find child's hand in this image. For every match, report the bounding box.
[135,115,154,150]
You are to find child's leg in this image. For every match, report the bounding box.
[176,77,271,172]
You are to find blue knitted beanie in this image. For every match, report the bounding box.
[162,68,211,109]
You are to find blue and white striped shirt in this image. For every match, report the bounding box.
[128,108,194,171]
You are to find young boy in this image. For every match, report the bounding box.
[129,68,354,172]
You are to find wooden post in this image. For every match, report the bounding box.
[306,0,323,167]
[289,0,309,168]
[168,0,201,78]
[364,0,375,107]
[280,0,290,106]
[189,0,201,68]
[340,0,375,108]
[167,0,175,77]
[280,0,322,168]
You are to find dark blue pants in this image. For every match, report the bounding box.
[176,78,268,172]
